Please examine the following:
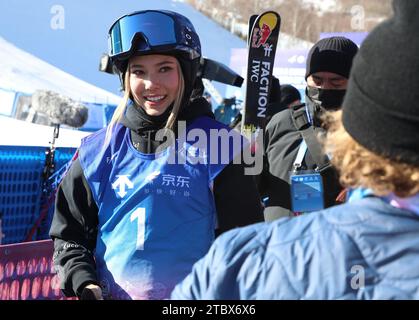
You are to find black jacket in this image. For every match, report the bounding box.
[49,97,263,297]
[258,102,342,221]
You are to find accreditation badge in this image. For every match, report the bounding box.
[290,171,324,214]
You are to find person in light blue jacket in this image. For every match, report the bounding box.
[171,0,419,300]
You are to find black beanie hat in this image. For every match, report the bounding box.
[280,84,301,109]
[305,36,358,79]
[342,0,419,166]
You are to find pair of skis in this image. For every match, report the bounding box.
[241,11,281,139]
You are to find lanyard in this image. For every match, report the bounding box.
[293,140,307,171]
[305,104,312,125]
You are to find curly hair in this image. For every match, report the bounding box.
[323,110,419,198]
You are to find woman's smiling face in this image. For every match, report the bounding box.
[129,54,180,116]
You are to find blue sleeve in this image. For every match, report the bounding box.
[170,235,220,299]
[171,223,265,300]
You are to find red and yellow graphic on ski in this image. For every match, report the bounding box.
[254,12,278,48]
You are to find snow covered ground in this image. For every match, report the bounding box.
[0,36,118,147]
[0,37,121,105]
[301,0,340,14]
[0,115,91,148]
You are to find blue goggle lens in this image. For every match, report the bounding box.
[109,11,198,60]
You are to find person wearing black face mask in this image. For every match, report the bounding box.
[305,37,358,123]
[306,75,347,109]
[257,36,358,221]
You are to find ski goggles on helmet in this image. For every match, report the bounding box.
[108,10,201,66]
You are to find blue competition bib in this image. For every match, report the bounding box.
[78,117,244,299]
